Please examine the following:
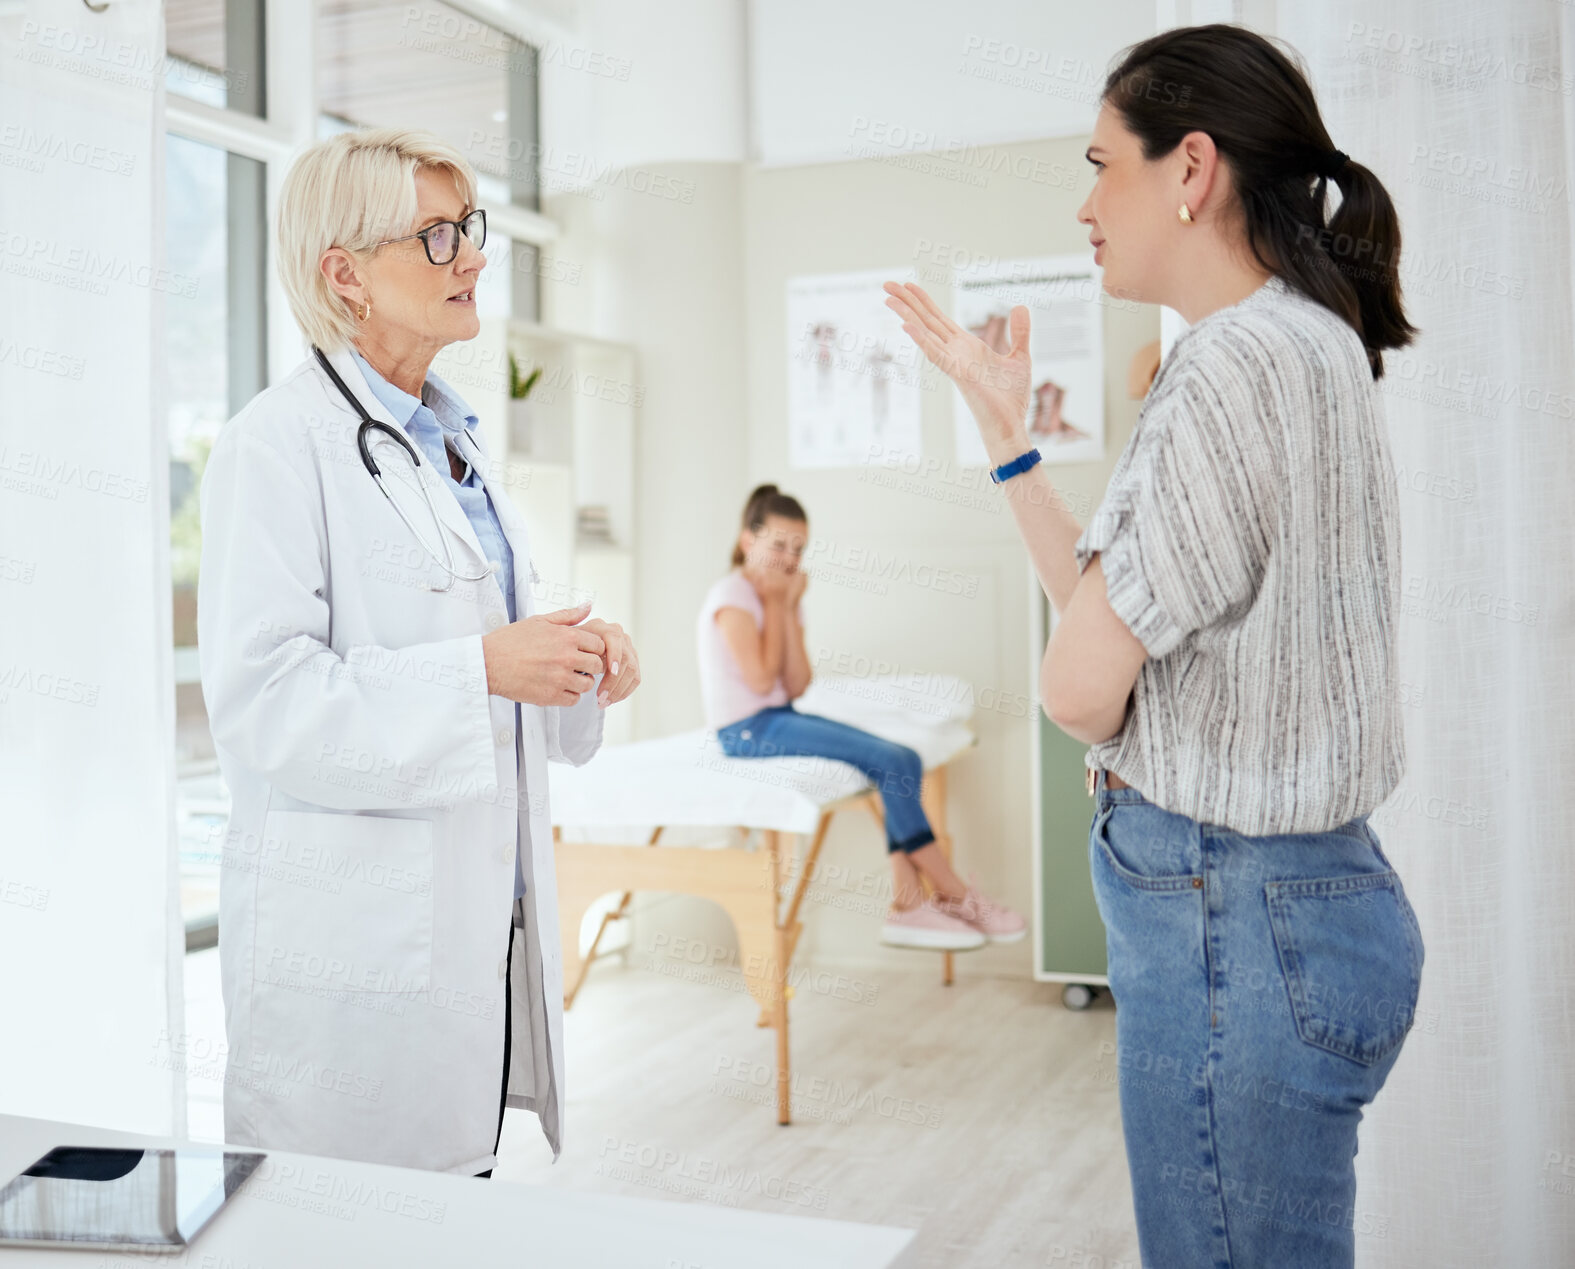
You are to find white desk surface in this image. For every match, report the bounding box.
[0,1114,917,1268]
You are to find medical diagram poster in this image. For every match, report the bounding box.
[952,254,1105,467]
[787,268,923,469]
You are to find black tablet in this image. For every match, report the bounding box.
[0,1144,265,1253]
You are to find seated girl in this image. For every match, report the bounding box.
[696,483,1025,951]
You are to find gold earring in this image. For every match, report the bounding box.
[1178,203,1193,223]
[357,299,372,321]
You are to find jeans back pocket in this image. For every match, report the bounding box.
[1265,870,1424,1066]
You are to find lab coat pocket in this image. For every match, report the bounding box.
[251,810,435,994]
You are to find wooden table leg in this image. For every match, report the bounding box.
[921,765,956,986]
[763,829,791,1124]
[565,890,630,1009]
[774,917,790,1125]
[560,826,665,1009]
[552,768,966,1127]
[756,811,841,1028]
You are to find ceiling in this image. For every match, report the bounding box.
[165,0,527,178]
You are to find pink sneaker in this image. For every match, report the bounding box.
[945,885,1027,944]
[880,900,988,950]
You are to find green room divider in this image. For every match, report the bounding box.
[1034,627,1111,1010]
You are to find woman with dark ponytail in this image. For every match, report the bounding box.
[1098,25,1417,381]
[697,483,1025,951]
[886,23,1420,1268]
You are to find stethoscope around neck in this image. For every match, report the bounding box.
[313,345,496,589]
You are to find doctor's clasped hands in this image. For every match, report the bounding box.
[482,598,641,710]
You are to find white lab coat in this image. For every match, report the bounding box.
[196,344,603,1175]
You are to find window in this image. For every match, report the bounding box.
[165,0,266,115]
[163,0,552,1147]
[316,0,542,318]
[164,0,547,962]
[167,135,268,945]
[317,0,539,207]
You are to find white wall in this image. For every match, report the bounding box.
[747,0,1158,167]
[539,0,748,174]
[541,163,751,740]
[535,0,752,737]
[0,0,184,1131]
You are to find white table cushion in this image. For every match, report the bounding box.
[549,692,976,837]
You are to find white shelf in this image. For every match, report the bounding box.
[174,646,202,686]
[443,317,640,741]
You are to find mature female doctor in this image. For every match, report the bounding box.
[197,127,640,1177]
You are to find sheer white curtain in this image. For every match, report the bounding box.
[0,0,184,1132]
[1277,3,1575,1264]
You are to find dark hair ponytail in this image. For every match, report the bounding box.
[1103,23,1417,379]
[731,484,807,567]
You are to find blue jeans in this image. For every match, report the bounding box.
[715,704,935,853]
[1088,771,1423,1268]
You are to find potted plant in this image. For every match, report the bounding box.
[508,353,542,454]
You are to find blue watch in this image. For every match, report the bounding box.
[989,447,1042,484]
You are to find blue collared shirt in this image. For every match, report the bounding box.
[350,349,527,900]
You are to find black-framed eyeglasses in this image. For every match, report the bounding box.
[375,208,486,265]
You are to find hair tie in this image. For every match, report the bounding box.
[1319,149,1350,179]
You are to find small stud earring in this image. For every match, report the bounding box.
[1178,203,1193,223]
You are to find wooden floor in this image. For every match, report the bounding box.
[501,954,1141,1268]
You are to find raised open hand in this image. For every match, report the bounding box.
[883,280,1033,446]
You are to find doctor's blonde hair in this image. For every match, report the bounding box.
[277,128,479,353]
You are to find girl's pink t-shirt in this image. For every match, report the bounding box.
[697,569,805,730]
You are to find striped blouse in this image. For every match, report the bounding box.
[1073,273,1405,836]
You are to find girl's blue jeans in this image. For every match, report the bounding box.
[1089,770,1424,1268]
[715,703,935,853]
